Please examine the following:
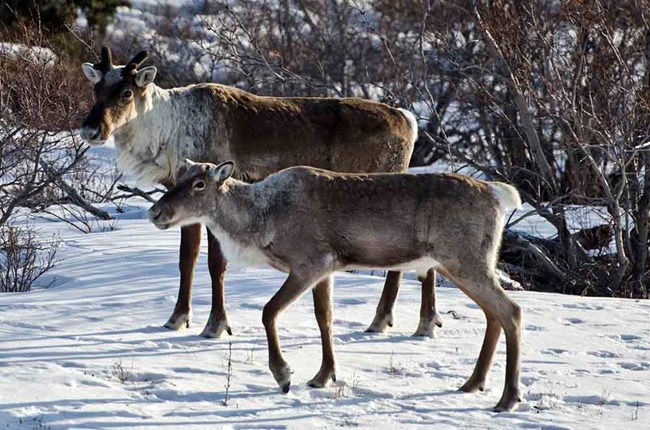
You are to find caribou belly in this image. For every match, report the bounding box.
[343,256,441,279]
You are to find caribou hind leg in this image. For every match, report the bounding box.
[308,275,336,388]
[413,268,444,337]
[164,223,201,330]
[366,271,401,332]
[446,269,522,411]
[199,230,232,338]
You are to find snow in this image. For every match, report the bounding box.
[0,43,58,66]
[1,209,649,429]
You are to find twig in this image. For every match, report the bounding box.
[115,184,163,203]
[222,342,233,406]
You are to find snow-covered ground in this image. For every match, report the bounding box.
[1,208,649,429]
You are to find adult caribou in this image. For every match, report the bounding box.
[80,47,441,338]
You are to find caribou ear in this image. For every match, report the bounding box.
[208,161,235,183]
[134,66,157,87]
[82,63,102,83]
[185,158,197,168]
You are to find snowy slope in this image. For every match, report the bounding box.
[0,212,649,429]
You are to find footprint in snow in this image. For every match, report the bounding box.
[541,348,570,355]
[521,376,539,386]
[559,317,584,325]
[607,334,643,344]
[171,366,222,376]
[337,298,366,305]
[587,350,621,359]
[617,361,650,371]
[240,303,263,310]
[235,425,287,430]
[333,320,366,329]
[561,303,605,311]
[564,394,619,406]
[59,361,89,369]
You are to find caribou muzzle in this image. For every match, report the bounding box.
[79,126,103,144]
[80,105,109,145]
[148,203,176,230]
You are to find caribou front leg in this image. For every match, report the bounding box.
[366,271,401,332]
[164,223,201,330]
[263,268,329,393]
[413,268,443,337]
[200,230,231,338]
[307,275,336,388]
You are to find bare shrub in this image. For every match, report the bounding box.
[1,24,88,224]
[387,350,402,376]
[111,358,134,384]
[0,23,132,290]
[222,341,233,406]
[434,1,650,298]
[0,225,59,293]
[1,22,128,235]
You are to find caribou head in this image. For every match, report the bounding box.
[148,160,235,230]
[80,47,157,145]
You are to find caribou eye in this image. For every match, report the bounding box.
[193,180,206,191]
[121,89,133,99]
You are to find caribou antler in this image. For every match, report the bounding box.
[93,46,113,73]
[122,51,149,76]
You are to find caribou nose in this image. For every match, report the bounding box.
[79,126,102,142]
[148,205,163,223]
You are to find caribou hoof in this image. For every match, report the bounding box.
[199,318,232,339]
[365,311,394,333]
[307,367,336,388]
[163,310,192,330]
[412,311,444,338]
[494,389,522,412]
[459,377,486,393]
[271,362,292,393]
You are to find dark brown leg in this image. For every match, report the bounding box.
[308,275,336,388]
[366,270,401,332]
[496,302,522,412]
[460,310,501,392]
[413,268,444,337]
[164,223,202,330]
[199,229,231,338]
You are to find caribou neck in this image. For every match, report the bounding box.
[111,84,179,184]
[207,180,266,246]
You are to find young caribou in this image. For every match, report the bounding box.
[80,47,430,339]
[148,160,524,411]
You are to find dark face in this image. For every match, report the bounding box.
[80,49,156,145]
[148,161,235,230]
[80,68,139,144]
